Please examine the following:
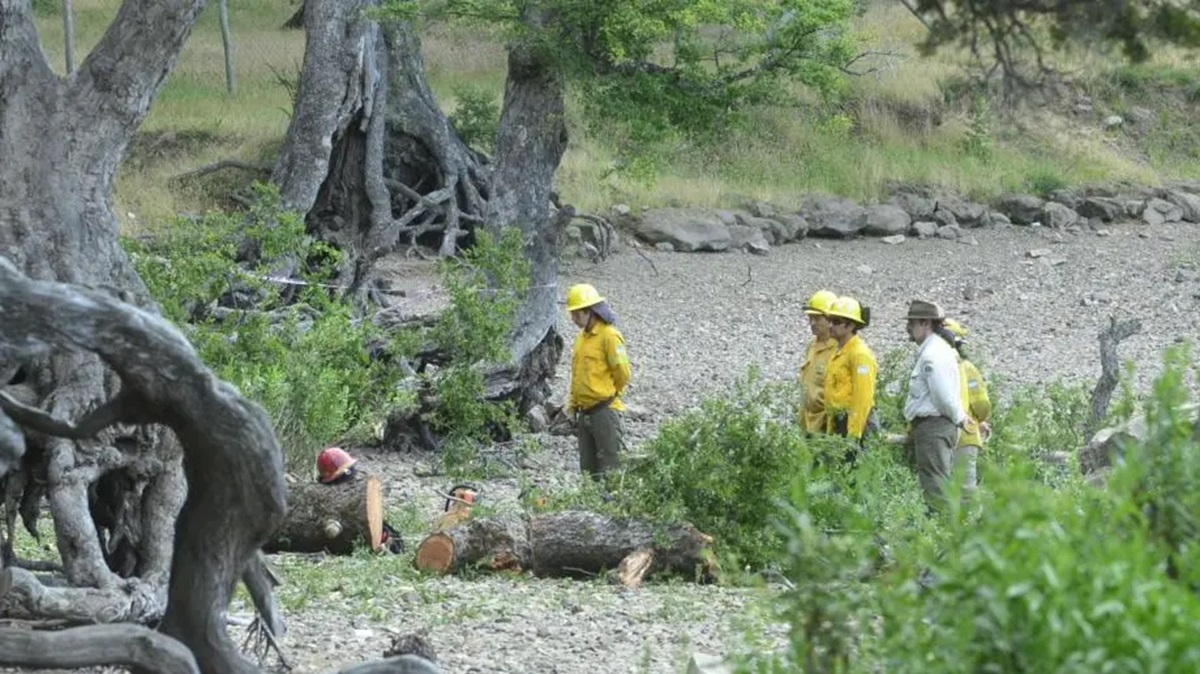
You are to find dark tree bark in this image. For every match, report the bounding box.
[0,0,209,623]
[482,34,571,412]
[1086,316,1143,439]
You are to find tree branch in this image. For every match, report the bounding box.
[66,0,208,157]
[0,619,199,674]
[0,390,139,440]
[0,2,56,86]
[171,159,272,184]
[1086,316,1142,438]
[896,0,933,31]
[840,50,908,77]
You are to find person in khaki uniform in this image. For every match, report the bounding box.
[564,283,632,479]
[822,296,878,448]
[902,300,969,514]
[799,289,839,434]
[945,318,992,502]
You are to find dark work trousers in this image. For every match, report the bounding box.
[577,405,624,478]
[910,415,957,514]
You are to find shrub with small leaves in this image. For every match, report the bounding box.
[613,367,819,568]
[426,226,531,470]
[125,183,413,470]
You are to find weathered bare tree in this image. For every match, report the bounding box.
[0,260,439,674]
[271,0,565,417]
[0,0,214,623]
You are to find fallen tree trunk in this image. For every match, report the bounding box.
[263,475,384,555]
[413,510,717,582]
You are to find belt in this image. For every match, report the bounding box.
[910,415,948,424]
[579,397,616,415]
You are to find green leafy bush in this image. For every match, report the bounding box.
[426,227,531,470]
[612,368,827,568]
[125,184,412,470]
[759,347,1200,673]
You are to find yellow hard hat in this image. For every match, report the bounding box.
[826,296,865,325]
[945,318,968,339]
[565,283,604,312]
[804,289,837,316]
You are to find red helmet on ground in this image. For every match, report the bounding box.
[316,447,357,483]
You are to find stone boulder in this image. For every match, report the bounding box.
[1042,202,1080,229]
[631,208,731,252]
[728,224,771,255]
[1143,198,1184,226]
[994,193,1046,225]
[800,196,868,239]
[937,195,989,228]
[1162,189,1200,223]
[1076,196,1124,222]
[861,204,912,236]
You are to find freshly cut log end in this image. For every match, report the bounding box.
[367,479,384,553]
[263,474,384,555]
[413,533,454,575]
[617,548,655,588]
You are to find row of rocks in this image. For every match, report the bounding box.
[598,181,1200,255]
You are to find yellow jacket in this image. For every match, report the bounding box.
[799,337,838,432]
[823,335,877,439]
[569,320,631,412]
[957,358,991,448]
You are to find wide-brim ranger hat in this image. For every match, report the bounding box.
[905,299,945,321]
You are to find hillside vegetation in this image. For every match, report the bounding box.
[31,0,1200,233]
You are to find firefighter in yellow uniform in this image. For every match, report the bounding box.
[565,283,632,479]
[799,289,839,434]
[822,296,878,448]
[945,319,992,500]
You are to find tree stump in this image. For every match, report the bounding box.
[263,475,384,555]
[413,510,716,582]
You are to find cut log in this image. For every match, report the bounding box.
[263,475,384,555]
[413,510,716,582]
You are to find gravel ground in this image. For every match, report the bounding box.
[276,220,1200,674]
[5,220,1199,674]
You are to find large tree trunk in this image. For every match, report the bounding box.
[272,3,487,302]
[0,0,211,624]
[482,34,570,413]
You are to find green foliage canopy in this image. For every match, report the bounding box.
[911,0,1200,73]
